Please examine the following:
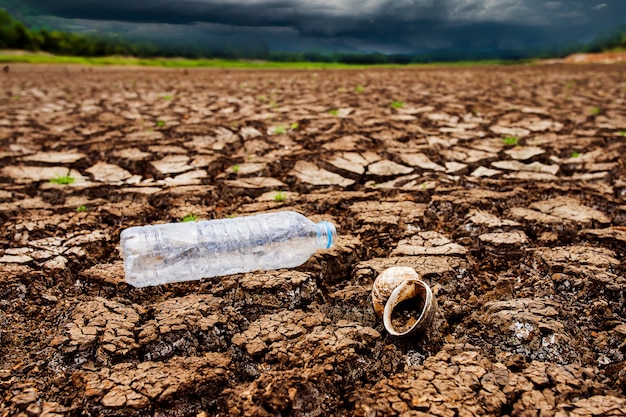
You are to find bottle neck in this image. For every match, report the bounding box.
[315,221,337,249]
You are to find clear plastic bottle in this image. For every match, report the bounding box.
[120,211,336,287]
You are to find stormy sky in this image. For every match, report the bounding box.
[7,0,626,55]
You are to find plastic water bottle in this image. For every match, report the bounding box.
[120,211,336,287]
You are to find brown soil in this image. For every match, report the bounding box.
[1,63,625,417]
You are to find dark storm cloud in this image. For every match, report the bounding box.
[17,0,447,30]
[13,0,626,53]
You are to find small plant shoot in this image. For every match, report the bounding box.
[391,101,404,109]
[571,151,581,158]
[355,85,364,93]
[156,120,166,128]
[328,109,339,116]
[273,126,286,135]
[181,214,198,222]
[502,136,519,146]
[76,205,87,212]
[273,191,287,202]
[49,171,75,185]
[231,165,240,173]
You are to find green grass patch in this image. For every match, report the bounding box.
[272,126,286,135]
[391,100,404,109]
[76,205,87,212]
[328,109,339,116]
[0,53,538,70]
[502,136,519,146]
[156,120,166,128]
[355,85,365,93]
[590,107,602,116]
[273,191,287,202]
[49,171,75,185]
[290,122,299,130]
[231,165,240,174]
[181,214,198,222]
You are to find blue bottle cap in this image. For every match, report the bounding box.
[316,221,337,249]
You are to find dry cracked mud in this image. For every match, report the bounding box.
[0,63,625,416]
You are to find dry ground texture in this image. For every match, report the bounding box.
[1,63,626,417]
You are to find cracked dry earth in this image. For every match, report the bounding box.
[1,63,626,417]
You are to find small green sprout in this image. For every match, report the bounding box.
[355,85,364,93]
[181,214,198,222]
[270,101,279,108]
[257,95,267,102]
[502,136,519,146]
[231,165,240,173]
[273,126,286,135]
[571,151,581,158]
[590,107,602,116]
[76,205,87,212]
[619,131,626,137]
[49,171,75,185]
[160,95,173,101]
[290,122,299,130]
[328,109,339,116]
[391,101,404,109]
[273,191,287,202]
[156,120,166,128]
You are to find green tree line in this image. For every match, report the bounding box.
[0,8,151,56]
[586,24,626,52]
[1,7,625,63]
